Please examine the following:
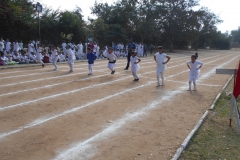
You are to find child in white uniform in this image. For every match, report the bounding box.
[130,51,141,81]
[51,45,59,71]
[28,41,34,53]
[0,39,4,52]
[66,45,75,72]
[36,44,44,67]
[187,53,203,91]
[77,41,83,59]
[0,52,9,65]
[5,39,11,52]
[13,51,21,62]
[107,47,117,74]
[154,46,170,87]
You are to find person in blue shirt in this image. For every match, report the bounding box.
[124,38,136,70]
[87,47,97,75]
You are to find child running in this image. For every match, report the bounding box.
[87,47,97,75]
[187,52,203,91]
[107,47,117,74]
[154,46,170,87]
[130,50,141,81]
[51,45,59,71]
[66,45,75,72]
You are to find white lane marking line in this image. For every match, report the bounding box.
[0,55,192,92]
[0,59,133,80]
[140,76,222,87]
[0,53,220,80]
[0,53,223,97]
[0,55,184,75]
[2,55,184,87]
[0,81,154,140]
[0,52,224,77]
[0,53,236,140]
[52,54,240,160]
[0,55,192,80]
[0,54,225,109]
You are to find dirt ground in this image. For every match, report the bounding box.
[0,50,239,160]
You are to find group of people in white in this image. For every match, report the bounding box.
[0,37,203,91]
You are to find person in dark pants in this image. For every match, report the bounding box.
[143,44,147,57]
[149,44,154,54]
[124,38,136,70]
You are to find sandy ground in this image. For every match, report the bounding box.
[0,50,239,160]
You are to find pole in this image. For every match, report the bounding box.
[38,11,41,42]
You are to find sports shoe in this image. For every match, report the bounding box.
[156,84,160,87]
[69,70,73,73]
[134,78,139,81]
[53,68,58,71]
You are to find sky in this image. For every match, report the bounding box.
[38,0,240,33]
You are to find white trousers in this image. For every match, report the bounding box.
[68,63,74,71]
[88,64,94,73]
[52,58,58,69]
[157,71,164,85]
[108,63,115,71]
[132,72,139,79]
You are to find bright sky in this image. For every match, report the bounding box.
[38,0,240,33]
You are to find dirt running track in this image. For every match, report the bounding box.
[0,50,239,160]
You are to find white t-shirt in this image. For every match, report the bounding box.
[6,42,11,51]
[187,60,203,74]
[0,41,4,51]
[155,52,167,64]
[52,50,57,56]
[107,53,117,62]
[93,45,97,52]
[28,43,34,52]
[77,44,83,53]
[130,56,140,72]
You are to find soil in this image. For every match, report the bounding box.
[0,50,239,160]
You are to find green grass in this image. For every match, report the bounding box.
[179,80,240,160]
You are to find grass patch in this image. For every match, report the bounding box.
[179,79,240,160]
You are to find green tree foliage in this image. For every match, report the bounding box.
[0,0,85,46]
[0,0,38,43]
[91,0,224,50]
[230,27,240,42]
[0,0,233,50]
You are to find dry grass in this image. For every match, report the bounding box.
[179,79,240,160]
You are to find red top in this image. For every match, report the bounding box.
[233,61,240,98]
[88,43,94,51]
